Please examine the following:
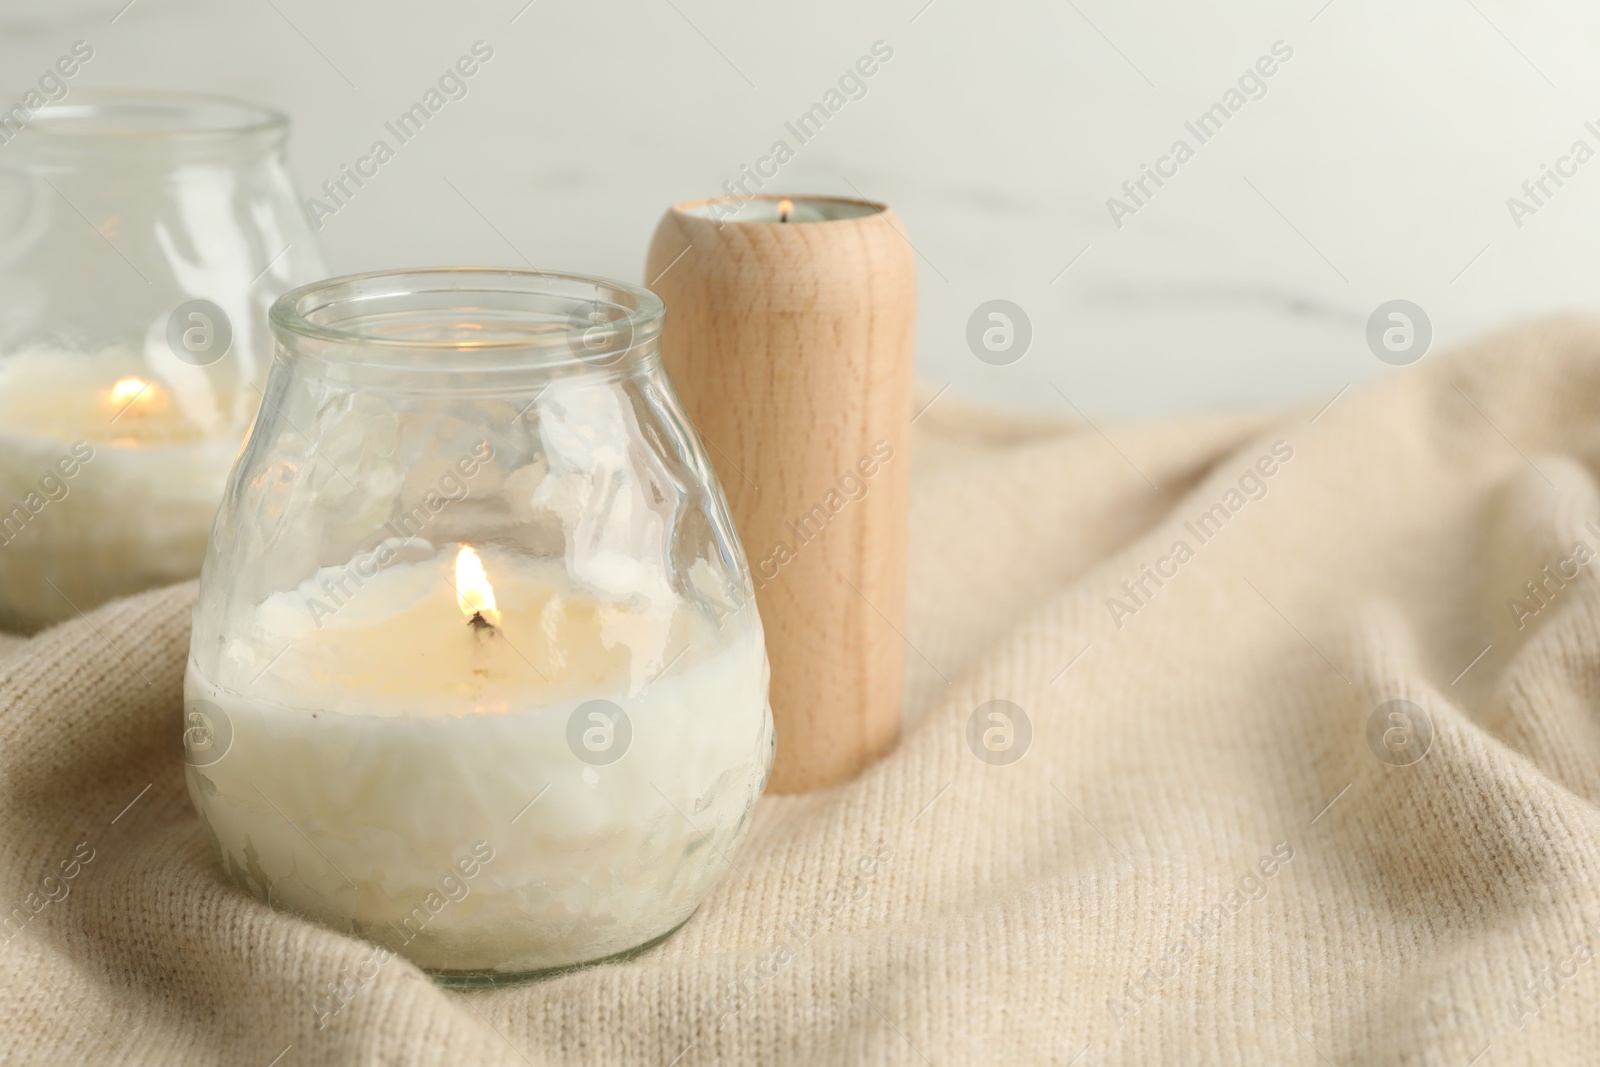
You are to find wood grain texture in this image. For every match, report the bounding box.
[645,195,916,793]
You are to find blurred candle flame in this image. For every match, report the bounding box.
[777,198,793,222]
[108,376,155,410]
[455,545,500,625]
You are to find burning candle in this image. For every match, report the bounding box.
[186,266,773,978]
[0,90,329,631]
[697,195,883,225]
[186,537,770,974]
[0,350,244,632]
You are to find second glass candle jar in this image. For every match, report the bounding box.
[183,268,774,979]
[0,91,325,630]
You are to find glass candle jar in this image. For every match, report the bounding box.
[0,91,325,631]
[184,268,774,980]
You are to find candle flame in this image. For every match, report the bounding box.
[108,376,155,408]
[777,198,793,222]
[455,545,500,626]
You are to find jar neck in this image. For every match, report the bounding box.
[269,268,668,391]
[272,335,665,392]
[5,136,288,173]
[1,91,289,171]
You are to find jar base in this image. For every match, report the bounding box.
[424,910,697,989]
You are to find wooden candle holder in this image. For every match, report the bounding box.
[645,195,916,793]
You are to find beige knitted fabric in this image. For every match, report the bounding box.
[4,319,1600,1065]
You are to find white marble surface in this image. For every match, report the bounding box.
[4,0,1598,418]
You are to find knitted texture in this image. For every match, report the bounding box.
[3,319,1599,1064]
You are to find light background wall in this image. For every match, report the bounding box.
[5,0,1598,417]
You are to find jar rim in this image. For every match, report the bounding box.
[269,267,666,372]
[17,90,288,143]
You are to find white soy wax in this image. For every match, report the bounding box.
[184,542,773,974]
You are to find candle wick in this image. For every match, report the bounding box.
[468,611,498,636]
